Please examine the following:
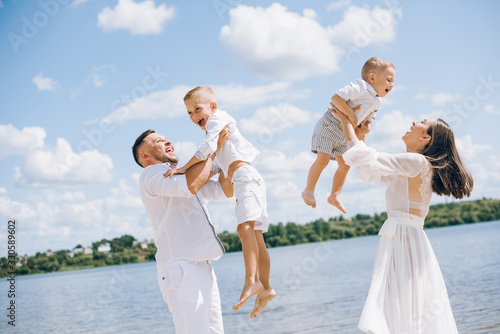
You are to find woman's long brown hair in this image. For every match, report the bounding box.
[422,119,473,199]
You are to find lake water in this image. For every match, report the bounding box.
[1,220,499,333]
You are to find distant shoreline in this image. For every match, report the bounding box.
[2,198,499,278]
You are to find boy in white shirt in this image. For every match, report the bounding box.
[165,86,276,318]
[302,57,396,213]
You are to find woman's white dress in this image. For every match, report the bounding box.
[343,141,458,334]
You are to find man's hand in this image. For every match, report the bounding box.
[216,126,231,152]
[164,166,187,178]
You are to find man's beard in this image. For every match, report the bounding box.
[152,152,178,165]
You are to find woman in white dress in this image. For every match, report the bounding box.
[329,103,473,334]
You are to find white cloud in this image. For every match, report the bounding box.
[104,85,191,123]
[487,155,500,182]
[212,82,309,111]
[0,188,36,222]
[455,135,490,160]
[14,138,114,187]
[0,124,46,158]
[328,5,402,47]
[131,172,141,184]
[103,179,143,211]
[485,104,500,115]
[239,103,312,135]
[273,139,298,151]
[101,83,307,124]
[253,149,314,183]
[0,181,148,256]
[172,140,197,165]
[98,0,175,35]
[90,64,116,87]
[369,110,413,153]
[413,92,462,107]
[220,3,343,81]
[413,93,428,100]
[327,0,351,11]
[70,0,90,8]
[33,72,58,91]
[430,92,461,106]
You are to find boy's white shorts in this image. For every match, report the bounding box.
[231,165,268,232]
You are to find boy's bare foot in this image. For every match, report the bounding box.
[233,282,263,311]
[327,195,347,213]
[302,190,316,208]
[250,288,276,318]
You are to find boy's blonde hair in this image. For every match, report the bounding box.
[361,57,395,81]
[184,86,217,104]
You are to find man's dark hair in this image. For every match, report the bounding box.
[132,129,155,167]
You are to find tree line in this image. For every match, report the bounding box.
[0,235,156,277]
[2,198,499,277]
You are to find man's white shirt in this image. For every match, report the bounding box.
[139,163,226,267]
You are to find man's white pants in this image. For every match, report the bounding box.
[158,260,224,334]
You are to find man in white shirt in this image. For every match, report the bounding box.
[132,128,233,334]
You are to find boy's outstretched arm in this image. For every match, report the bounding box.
[331,94,360,128]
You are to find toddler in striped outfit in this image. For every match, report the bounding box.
[302,57,396,213]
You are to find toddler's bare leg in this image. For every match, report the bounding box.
[233,221,263,311]
[327,155,350,213]
[250,230,276,318]
[302,152,330,208]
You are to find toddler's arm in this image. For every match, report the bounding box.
[331,94,359,128]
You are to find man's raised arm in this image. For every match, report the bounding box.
[185,127,230,194]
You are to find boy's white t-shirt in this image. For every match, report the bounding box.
[195,110,260,176]
[336,78,383,125]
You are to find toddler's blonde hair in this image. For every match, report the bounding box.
[361,57,395,81]
[184,86,217,104]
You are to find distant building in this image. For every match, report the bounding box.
[132,241,138,247]
[73,248,83,254]
[83,247,93,255]
[97,243,111,253]
[46,251,54,257]
[140,241,148,250]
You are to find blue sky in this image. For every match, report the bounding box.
[1,0,499,256]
